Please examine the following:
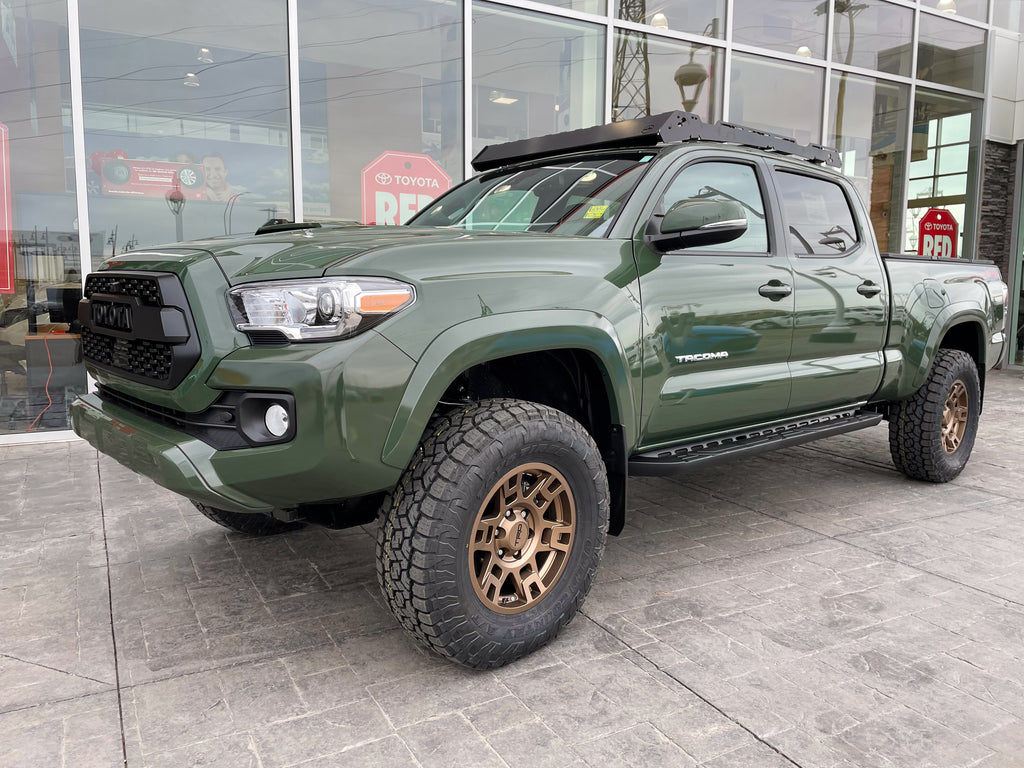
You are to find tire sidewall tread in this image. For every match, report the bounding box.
[376,398,609,669]
[888,349,980,483]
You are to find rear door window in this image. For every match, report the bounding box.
[775,171,859,256]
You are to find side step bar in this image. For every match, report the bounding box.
[628,408,883,476]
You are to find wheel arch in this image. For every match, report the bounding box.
[380,311,636,534]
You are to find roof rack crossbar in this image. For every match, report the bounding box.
[471,111,841,171]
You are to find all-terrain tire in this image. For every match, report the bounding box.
[192,501,304,535]
[376,399,609,669]
[888,349,980,483]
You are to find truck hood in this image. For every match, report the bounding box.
[101,225,561,284]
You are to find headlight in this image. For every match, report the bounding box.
[228,277,415,341]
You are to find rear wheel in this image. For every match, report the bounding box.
[192,501,303,536]
[888,349,980,483]
[376,399,608,669]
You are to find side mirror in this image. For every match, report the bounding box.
[645,198,748,252]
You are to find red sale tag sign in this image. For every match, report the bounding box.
[361,151,452,225]
[917,207,959,259]
[0,122,13,293]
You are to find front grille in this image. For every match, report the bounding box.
[84,274,162,306]
[82,330,174,381]
[80,271,201,389]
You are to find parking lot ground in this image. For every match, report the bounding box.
[2,368,1024,768]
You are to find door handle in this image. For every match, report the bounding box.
[758,281,792,301]
[857,281,882,298]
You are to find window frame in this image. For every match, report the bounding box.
[770,166,865,260]
[650,155,776,257]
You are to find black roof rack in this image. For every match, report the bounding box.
[471,111,841,171]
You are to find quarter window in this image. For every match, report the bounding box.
[775,171,860,256]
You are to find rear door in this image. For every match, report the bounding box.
[634,152,795,448]
[769,167,888,413]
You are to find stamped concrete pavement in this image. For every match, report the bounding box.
[2,369,1024,768]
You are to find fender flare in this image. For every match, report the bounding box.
[911,304,988,389]
[380,310,636,470]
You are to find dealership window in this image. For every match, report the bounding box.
[472,3,604,156]
[830,0,913,77]
[615,1,725,39]
[931,0,988,24]
[829,72,910,252]
[731,0,826,59]
[611,31,723,123]
[0,0,85,436]
[78,0,291,265]
[904,89,981,258]
[917,12,986,92]
[729,53,824,144]
[298,0,462,224]
[534,0,605,15]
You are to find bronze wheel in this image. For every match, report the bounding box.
[469,463,576,614]
[941,380,968,454]
[376,399,609,668]
[889,349,980,483]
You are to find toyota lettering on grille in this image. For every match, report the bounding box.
[92,300,133,333]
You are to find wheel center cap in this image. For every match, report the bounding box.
[496,515,531,555]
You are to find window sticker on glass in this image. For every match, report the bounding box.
[584,205,608,219]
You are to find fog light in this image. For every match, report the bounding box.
[265,404,290,437]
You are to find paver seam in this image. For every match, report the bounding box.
[96,451,129,768]
[577,614,806,768]
[0,651,112,687]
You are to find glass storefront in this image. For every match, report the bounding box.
[0,0,82,436]
[0,0,1016,441]
[904,89,982,259]
[79,0,292,258]
[472,3,604,157]
[612,32,723,122]
[730,53,824,144]
[829,72,910,253]
[298,0,463,223]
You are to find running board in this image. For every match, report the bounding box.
[628,408,883,476]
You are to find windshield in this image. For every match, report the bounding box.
[408,154,655,236]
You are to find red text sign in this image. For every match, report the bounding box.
[361,151,452,225]
[918,208,958,259]
[0,122,12,293]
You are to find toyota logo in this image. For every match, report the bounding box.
[375,172,392,185]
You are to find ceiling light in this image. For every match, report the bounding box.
[936,0,957,13]
[651,12,669,29]
[183,72,200,87]
[795,46,813,58]
[489,90,518,105]
[197,47,213,63]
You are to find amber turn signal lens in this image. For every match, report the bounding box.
[358,291,413,314]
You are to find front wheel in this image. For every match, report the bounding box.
[888,349,981,483]
[376,399,608,669]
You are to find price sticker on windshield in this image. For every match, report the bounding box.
[584,205,608,219]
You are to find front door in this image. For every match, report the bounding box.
[635,157,795,448]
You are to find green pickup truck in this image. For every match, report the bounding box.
[71,112,1007,668]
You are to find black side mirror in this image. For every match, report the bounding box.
[645,198,748,252]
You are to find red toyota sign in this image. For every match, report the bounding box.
[0,122,12,294]
[918,207,958,259]
[361,151,452,225]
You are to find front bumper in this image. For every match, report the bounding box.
[72,329,415,515]
[72,392,274,514]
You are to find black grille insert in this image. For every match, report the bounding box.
[81,271,200,389]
